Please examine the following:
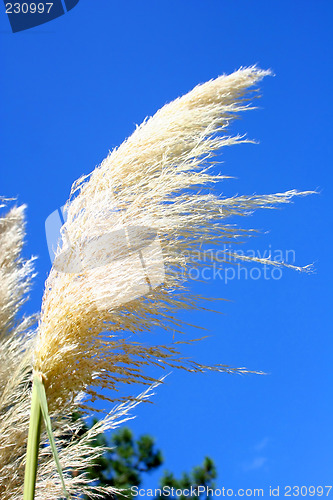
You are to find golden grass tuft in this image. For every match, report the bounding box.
[1,67,314,498]
[33,67,313,413]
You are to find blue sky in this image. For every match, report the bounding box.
[1,0,332,495]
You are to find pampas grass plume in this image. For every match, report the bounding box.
[0,67,314,499]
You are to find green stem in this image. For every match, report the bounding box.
[23,379,42,500]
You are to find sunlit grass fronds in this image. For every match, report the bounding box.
[0,204,37,479]
[0,203,37,498]
[0,346,32,499]
[33,66,312,415]
[0,204,36,337]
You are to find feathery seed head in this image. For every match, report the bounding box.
[34,67,311,412]
[0,201,144,499]
[0,204,35,337]
[0,68,314,499]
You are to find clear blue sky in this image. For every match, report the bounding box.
[1,0,332,495]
